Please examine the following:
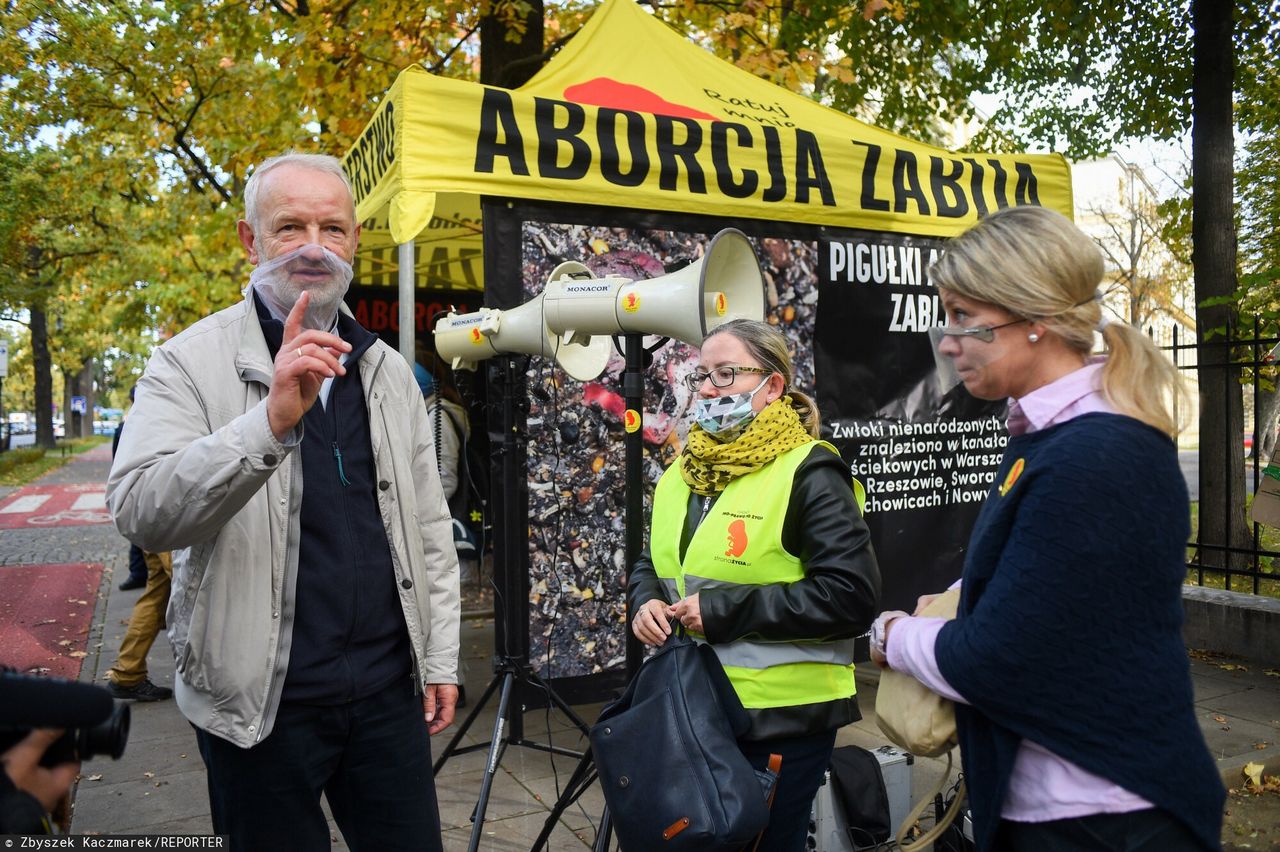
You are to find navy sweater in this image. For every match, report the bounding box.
[935,413,1223,851]
[256,299,411,704]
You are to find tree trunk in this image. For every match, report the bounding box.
[70,357,94,439]
[1257,385,1280,461]
[480,0,546,88]
[1192,0,1248,572]
[30,306,55,449]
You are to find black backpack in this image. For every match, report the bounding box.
[590,632,779,851]
[828,745,892,848]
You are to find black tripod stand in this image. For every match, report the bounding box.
[530,333,656,852]
[432,356,591,852]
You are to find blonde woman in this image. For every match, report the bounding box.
[629,319,881,852]
[871,206,1223,851]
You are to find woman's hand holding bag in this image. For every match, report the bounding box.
[873,587,967,848]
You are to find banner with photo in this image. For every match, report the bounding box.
[504,211,1006,680]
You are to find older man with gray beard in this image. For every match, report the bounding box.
[108,152,460,851]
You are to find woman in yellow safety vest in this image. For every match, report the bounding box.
[629,318,882,852]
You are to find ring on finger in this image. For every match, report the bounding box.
[295,347,304,358]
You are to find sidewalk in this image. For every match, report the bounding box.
[2,443,1277,849]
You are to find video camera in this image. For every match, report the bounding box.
[0,669,130,766]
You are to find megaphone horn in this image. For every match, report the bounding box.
[543,228,765,348]
[433,292,611,382]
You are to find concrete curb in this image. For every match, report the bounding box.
[1183,585,1280,664]
[1219,754,1280,791]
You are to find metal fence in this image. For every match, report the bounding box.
[1168,318,1280,596]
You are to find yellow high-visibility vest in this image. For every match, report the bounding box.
[650,442,857,710]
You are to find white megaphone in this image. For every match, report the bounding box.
[541,229,765,347]
[433,263,612,382]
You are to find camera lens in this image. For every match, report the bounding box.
[76,701,130,761]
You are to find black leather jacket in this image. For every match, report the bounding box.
[628,444,881,741]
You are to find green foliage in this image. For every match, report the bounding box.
[0,446,46,479]
[974,0,1194,158]
[1236,6,1280,325]
[0,436,108,485]
[0,0,1276,404]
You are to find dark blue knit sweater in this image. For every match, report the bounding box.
[255,297,411,704]
[935,413,1224,852]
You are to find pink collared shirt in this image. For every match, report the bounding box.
[886,359,1154,822]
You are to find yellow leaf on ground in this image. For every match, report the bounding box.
[1243,762,1264,787]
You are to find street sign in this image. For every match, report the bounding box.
[0,341,7,378]
[71,395,87,415]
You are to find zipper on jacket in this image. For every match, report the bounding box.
[332,442,352,486]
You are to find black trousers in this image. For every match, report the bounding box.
[999,807,1209,852]
[125,543,147,584]
[194,677,442,852]
[740,729,838,852]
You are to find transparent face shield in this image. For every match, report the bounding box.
[927,317,1029,399]
[248,243,354,331]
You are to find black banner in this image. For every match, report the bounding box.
[815,232,1007,610]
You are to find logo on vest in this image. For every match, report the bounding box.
[725,518,748,557]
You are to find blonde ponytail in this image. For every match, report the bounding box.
[1098,322,1186,438]
[931,206,1185,437]
[787,390,822,439]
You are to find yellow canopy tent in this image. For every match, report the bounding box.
[341,0,1079,651]
[342,0,1072,357]
[354,194,482,291]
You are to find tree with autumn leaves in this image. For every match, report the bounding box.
[0,0,1276,566]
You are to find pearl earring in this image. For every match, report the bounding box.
[1028,332,1040,343]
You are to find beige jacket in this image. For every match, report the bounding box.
[107,298,460,748]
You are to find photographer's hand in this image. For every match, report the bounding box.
[1,729,80,811]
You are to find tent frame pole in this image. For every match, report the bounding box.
[398,240,415,364]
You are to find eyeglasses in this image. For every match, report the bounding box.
[684,365,773,391]
[937,318,1028,344]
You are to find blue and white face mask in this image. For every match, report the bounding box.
[692,377,770,436]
